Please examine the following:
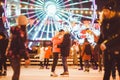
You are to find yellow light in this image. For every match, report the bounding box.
[85,11,88,14]
[89,11,92,14]
[20,4,22,8]
[30,6,33,9]
[119,12,120,16]
[0,2,3,6]
[75,10,79,14]
[80,11,83,14]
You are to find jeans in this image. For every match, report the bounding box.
[103,50,120,80]
[0,55,7,74]
[1,56,7,71]
[51,52,59,72]
[79,56,83,69]
[0,39,8,73]
[62,56,68,72]
[10,57,20,80]
[112,62,116,79]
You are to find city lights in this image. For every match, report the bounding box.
[6,0,98,47]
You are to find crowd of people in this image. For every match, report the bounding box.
[0,0,120,80]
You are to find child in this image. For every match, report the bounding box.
[44,46,52,69]
[34,46,45,69]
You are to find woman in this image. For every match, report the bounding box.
[81,38,92,72]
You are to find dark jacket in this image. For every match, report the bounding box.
[60,33,71,57]
[98,14,120,51]
[0,32,9,57]
[8,26,29,60]
[0,5,5,32]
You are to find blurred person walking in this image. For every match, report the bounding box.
[7,15,30,80]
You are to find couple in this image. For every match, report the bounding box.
[50,29,71,77]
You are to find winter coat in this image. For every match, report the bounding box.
[98,14,120,52]
[81,43,92,61]
[44,46,52,59]
[7,26,29,60]
[34,47,45,61]
[51,36,63,53]
[60,33,71,57]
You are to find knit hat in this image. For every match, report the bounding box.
[103,0,117,11]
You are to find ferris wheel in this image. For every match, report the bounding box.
[7,0,97,46]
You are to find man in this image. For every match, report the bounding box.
[98,1,120,80]
[59,32,71,75]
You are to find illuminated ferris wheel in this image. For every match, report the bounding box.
[7,0,97,46]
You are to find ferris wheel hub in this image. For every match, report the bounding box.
[44,1,57,16]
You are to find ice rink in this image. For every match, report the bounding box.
[0,65,119,80]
